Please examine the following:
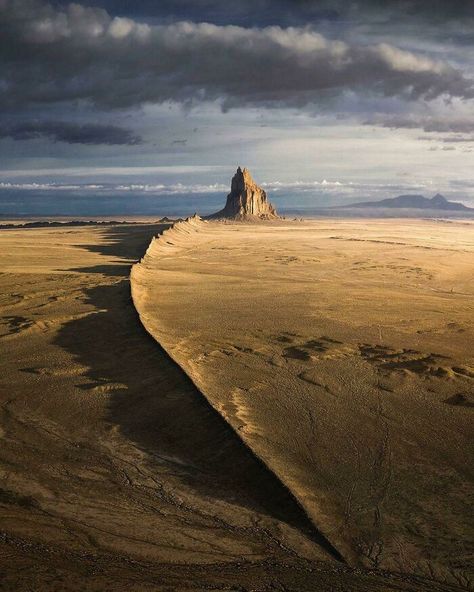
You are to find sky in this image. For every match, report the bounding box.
[1,0,474,212]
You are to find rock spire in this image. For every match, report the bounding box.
[208,167,278,220]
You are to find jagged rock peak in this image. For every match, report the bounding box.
[231,166,256,192]
[208,166,278,220]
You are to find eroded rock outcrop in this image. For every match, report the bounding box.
[208,167,278,220]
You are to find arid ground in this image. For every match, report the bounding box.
[0,220,472,591]
[132,217,474,589]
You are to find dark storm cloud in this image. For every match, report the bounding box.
[440,136,474,143]
[419,135,474,144]
[52,0,341,27]
[1,0,473,113]
[65,0,474,27]
[0,121,143,145]
[344,0,474,20]
[366,115,474,133]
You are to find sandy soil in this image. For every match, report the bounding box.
[0,223,453,590]
[132,217,474,590]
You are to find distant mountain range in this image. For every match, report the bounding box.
[346,193,472,211]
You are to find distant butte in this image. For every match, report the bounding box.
[346,193,473,211]
[207,167,278,220]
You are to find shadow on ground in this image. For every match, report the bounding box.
[54,224,333,548]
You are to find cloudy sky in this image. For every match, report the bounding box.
[1,0,473,209]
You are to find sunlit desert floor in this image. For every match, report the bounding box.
[0,220,471,591]
[132,217,474,590]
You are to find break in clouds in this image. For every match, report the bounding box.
[1,0,473,112]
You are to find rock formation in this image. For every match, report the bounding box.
[348,193,472,211]
[208,167,278,220]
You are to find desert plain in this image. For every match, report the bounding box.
[1,218,473,591]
